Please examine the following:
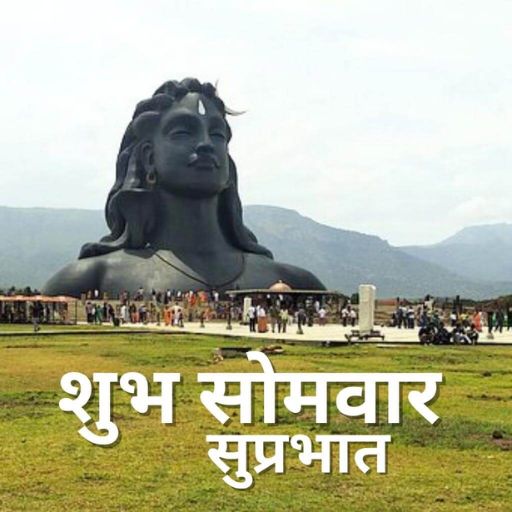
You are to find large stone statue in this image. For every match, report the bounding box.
[44,79,325,297]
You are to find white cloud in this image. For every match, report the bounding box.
[450,197,512,225]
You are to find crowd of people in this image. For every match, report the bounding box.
[83,289,512,343]
[5,284,511,346]
[388,296,512,341]
[390,305,417,329]
[84,288,235,327]
[418,322,480,345]
[340,305,358,327]
[246,304,287,333]
[87,287,221,307]
[485,308,512,334]
[246,304,311,334]
[245,298,348,334]
[82,287,346,336]
[411,299,512,344]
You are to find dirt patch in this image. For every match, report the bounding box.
[4,344,56,349]
[493,439,512,451]
[467,393,508,401]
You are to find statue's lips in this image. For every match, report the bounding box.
[187,154,219,170]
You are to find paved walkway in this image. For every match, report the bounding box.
[123,321,512,345]
[2,322,510,344]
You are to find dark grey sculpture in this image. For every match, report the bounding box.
[43,79,325,297]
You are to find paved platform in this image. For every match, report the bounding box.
[123,321,512,345]
[2,322,510,345]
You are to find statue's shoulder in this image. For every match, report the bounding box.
[274,260,326,290]
[245,253,326,290]
[43,249,152,296]
[42,254,109,296]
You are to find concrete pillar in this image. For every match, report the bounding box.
[359,284,376,334]
[242,296,252,324]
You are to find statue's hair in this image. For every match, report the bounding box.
[79,78,273,260]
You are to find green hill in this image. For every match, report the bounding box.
[1,205,510,299]
[401,223,512,282]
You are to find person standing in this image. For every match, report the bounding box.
[297,307,306,335]
[472,310,482,333]
[279,308,288,333]
[139,303,147,324]
[127,303,133,323]
[486,309,494,334]
[341,307,348,327]
[318,307,327,326]
[120,304,127,324]
[247,304,256,332]
[407,307,415,329]
[269,304,279,333]
[172,303,182,326]
[94,303,102,324]
[163,304,171,326]
[495,309,505,333]
[396,307,403,329]
[107,304,115,323]
[257,305,267,333]
[85,301,93,324]
[350,308,357,327]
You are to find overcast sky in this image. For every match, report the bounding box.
[1,0,510,245]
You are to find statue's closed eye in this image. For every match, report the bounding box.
[169,129,192,138]
[210,131,226,140]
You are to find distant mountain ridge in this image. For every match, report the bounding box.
[243,206,511,299]
[401,223,512,283]
[0,205,511,299]
[439,223,512,246]
[0,207,105,290]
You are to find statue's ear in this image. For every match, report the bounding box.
[140,141,155,174]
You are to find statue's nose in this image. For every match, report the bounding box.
[196,140,214,155]
[196,125,214,154]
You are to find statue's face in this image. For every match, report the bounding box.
[151,92,230,198]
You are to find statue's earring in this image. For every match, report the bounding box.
[141,142,157,188]
[146,169,157,187]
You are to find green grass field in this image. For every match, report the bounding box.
[0,323,117,333]
[1,332,511,511]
